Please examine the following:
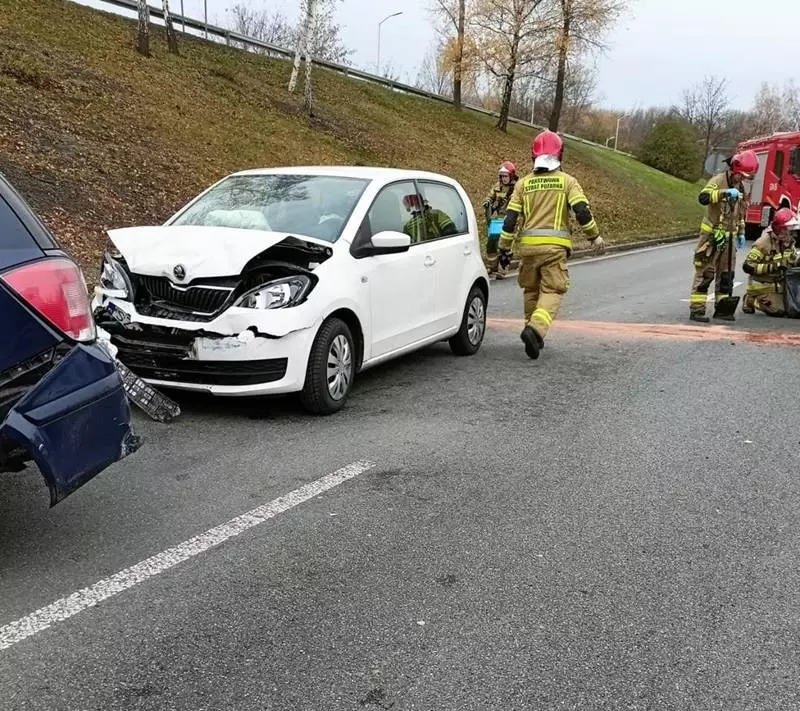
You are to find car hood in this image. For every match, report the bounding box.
[107,225,334,278]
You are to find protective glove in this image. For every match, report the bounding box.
[712,229,728,249]
[736,233,746,250]
[498,248,512,269]
[591,236,606,255]
[725,188,741,201]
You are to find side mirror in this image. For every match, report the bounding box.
[371,231,411,252]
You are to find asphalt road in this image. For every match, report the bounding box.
[3,241,800,710]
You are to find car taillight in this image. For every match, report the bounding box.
[1,257,95,342]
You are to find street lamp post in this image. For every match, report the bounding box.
[376,11,402,76]
[204,0,208,39]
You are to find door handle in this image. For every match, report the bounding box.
[424,255,436,267]
[463,246,472,255]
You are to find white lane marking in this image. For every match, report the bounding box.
[0,460,375,652]
[680,282,743,302]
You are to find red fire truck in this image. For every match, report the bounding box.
[736,131,800,239]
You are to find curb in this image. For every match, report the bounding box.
[493,233,696,272]
[568,232,696,261]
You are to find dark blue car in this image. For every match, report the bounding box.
[0,173,140,506]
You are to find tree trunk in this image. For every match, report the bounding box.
[136,0,150,56]
[289,0,315,93]
[163,0,179,55]
[496,41,517,133]
[303,2,317,116]
[453,0,465,109]
[548,1,570,131]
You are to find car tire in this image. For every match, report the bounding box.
[449,286,486,356]
[300,317,355,415]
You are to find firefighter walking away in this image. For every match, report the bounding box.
[498,130,605,360]
[689,150,758,323]
[483,162,518,279]
[742,207,799,316]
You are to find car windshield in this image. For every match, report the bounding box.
[170,174,370,243]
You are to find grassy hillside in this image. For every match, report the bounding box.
[0,0,702,279]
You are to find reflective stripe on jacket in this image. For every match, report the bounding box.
[499,170,598,251]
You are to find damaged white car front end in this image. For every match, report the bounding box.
[91,224,344,397]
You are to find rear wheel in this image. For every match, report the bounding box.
[300,317,355,415]
[449,286,487,356]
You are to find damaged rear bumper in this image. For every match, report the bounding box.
[92,296,316,396]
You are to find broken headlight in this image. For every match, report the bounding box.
[235,275,314,309]
[100,253,132,300]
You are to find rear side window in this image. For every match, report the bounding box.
[0,194,38,250]
[775,151,785,177]
[0,176,56,250]
[417,181,469,237]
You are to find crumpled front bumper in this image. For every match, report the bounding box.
[92,292,318,396]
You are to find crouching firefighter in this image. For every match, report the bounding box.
[689,150,758,323]
[483,162,518,278]
[741,207,799,316]
[498,130,605,360]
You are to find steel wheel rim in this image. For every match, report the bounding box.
[326,334,352,400]
[467,296,486,345]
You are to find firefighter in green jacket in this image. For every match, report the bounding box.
[402,194,456,242]
[742,207,799,316]
[483,162,518,278]
[688,150,759,322]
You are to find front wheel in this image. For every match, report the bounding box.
[449,286,487,356]
[300,317,355,415]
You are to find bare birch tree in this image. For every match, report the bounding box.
[136,0,150,56]
[751,82,787,135]
[696,75,729,162]
[416,42,453,96]
[163,0,179,55]
[288,0,318,115]
[229,2,350,63]
[783,80,800,131]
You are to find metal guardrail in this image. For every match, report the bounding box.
[79,0,635,158]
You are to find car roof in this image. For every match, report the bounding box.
[228,165,460,185]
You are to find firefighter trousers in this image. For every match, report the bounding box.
[518,245,570,339]
[485,235,499,273]
[743,280,785,315]
[689,236,735,315]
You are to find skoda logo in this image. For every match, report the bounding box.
[173,264,186,281]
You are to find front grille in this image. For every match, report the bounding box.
[132,275,235,316]
[137,304,215,322]
[112,335,287,386]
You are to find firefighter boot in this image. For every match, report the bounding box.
[690,311,710,323]
[742,293,755,314]
[520,325,544,360]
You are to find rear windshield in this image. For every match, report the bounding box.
[169,174,370,243]
[0,175,56,251]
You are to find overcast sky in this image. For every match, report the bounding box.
[80,0,799,111]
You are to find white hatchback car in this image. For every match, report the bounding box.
[92,167,489,414]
